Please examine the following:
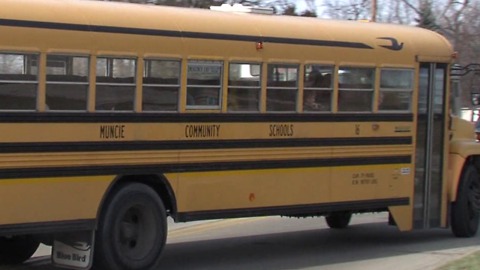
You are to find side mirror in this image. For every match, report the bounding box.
[472,93,480,106]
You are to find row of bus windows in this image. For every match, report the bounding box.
[0,53,413,112]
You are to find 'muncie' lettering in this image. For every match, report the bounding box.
[100,125,125,139]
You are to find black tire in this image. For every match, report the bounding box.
[325,211,352,229]
[94,183,167,270]
[0,235,40,265]
[451,165,480,237]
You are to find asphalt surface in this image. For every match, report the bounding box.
[5,214,480,270]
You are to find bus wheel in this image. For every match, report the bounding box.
[451,165,480,237]
[94,183,167,270]
[0,235,40,265]
[325,211,352,229]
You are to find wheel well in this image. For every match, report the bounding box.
[96,174,177,224]
[453,156,480,201]
[471,155,480,173]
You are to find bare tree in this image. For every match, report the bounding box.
[322,0,371,20]
[438,0,470,47]
[446,1,480,103]
[377,1,416,24]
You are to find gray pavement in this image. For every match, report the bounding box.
[9,213,480,269]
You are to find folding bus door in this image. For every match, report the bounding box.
[413,63,448,229]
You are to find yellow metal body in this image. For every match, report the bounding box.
[0,0,474,234]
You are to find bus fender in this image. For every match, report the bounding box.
[94,174,177,226]
[448,154,466,202]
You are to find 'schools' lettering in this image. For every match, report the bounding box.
[269,124,294,137]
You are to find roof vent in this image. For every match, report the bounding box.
[210,4,274,15]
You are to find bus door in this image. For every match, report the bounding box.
[413,63,448,229]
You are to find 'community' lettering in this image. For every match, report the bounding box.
[185,124,221,138]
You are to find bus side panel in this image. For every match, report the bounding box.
[389,206,413,231]
[0,176,112,226]
[175,163,412,216]
[328,164,413,202]
[176,167,331,212]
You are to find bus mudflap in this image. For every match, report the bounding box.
[52,230,94,270]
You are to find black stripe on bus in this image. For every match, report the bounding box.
[0,112,413,123]
[0,219,95,236]
[0,18,373,49]
[0,155,411,179]
[0,197,408,234]
[177,197,410,222]
[0,137,412,153]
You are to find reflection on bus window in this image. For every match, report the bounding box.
[379,69,413,112]
[46,55,89,111]
[228,63,261,112]
[267,64,298,112]
[434,67,446,114]
[95,57,136,111]
[0,53,38,110]
[143,59,180,112]
[418,68,430,115]
[187,60,223,109]
[338,67,374,112]
[303,65,333,112]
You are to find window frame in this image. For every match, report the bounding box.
[95,56,137,112]
[186,60,223,110]
[0,52,39,111]
[337,66,375,112]
[142,58,181,112]
[378,68,414,112]
[45,54,89,112]
[266,63,299,113]
[227,62,262,112]
[303,64,334,113]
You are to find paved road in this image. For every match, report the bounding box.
[6,213,480,269]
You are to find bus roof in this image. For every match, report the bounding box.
[0,0,453,63]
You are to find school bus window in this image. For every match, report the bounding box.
[267,64,298,112]
[0,53,38,111]
[186,60,222,109]
[303,65,333,112]
[418,66,447,115]
[228,63,261,112]
[338,67,374,112]
[46,55,88,111]
[379,69,413,111]
[434,67,446,114]
[143,59,180,112]
[95,57,136,111]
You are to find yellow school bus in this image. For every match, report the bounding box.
[0,0,479,269]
